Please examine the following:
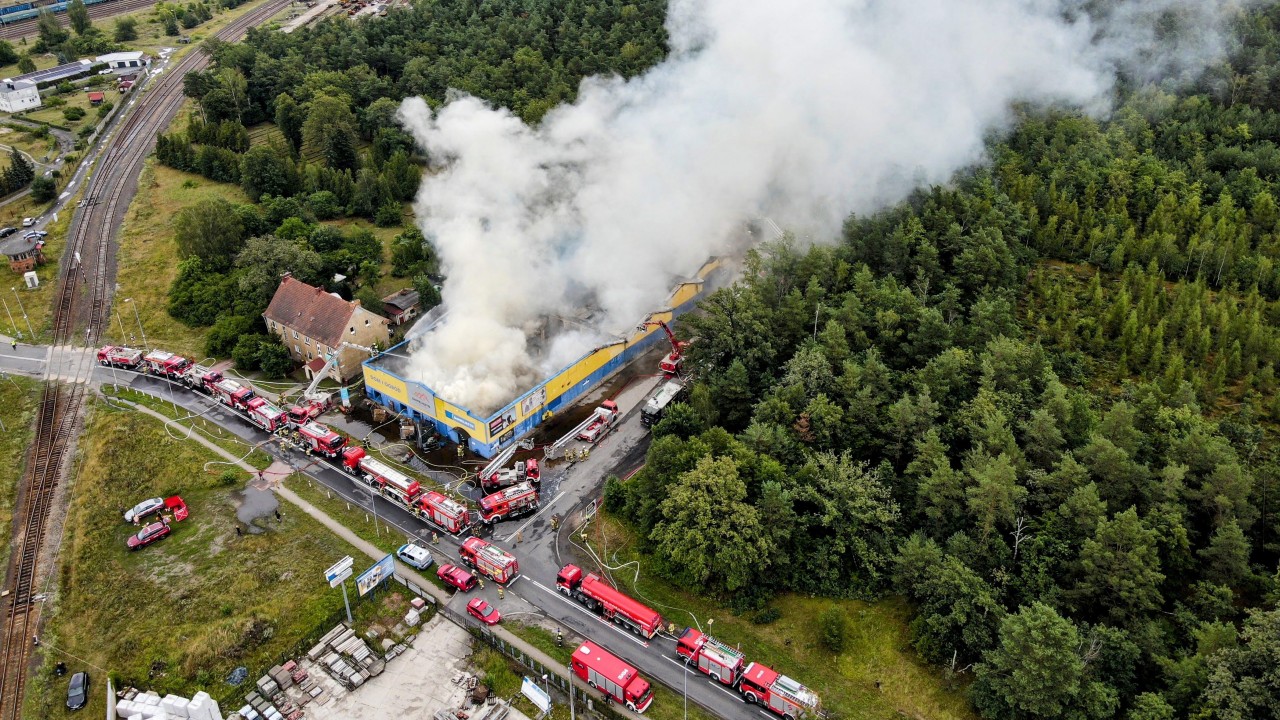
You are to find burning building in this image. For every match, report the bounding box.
[361,257,724,458]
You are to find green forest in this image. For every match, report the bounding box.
[163,0,1280,717]
[605,8,1280,720]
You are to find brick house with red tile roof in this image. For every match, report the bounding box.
[262,275,390,382]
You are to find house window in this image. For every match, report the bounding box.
[307,352,312,360]
[304,337,310,346]
[349,327,355,334]
[318,344,326,354]
[294,344,300,354]
[292,330,298,339]
[365,319,370,326]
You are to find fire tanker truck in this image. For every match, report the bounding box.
[676,628,745,685]
[479,481,539,524]
[209,378,256,410]
[143,350,191,378]
[290,421,347,457]
[738,663,821,720]
[458,536,519,584]
[571,641,654,713]
[97,345,143,368]
[482,458,539,492]
[416,491,471,534]
[556,564,663,638]
[245,397,289,432]
[341,447,422,507]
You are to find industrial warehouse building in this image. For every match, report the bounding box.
[361,258,725,457]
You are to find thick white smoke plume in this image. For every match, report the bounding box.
[398,0,1251,416]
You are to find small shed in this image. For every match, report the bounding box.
[0,235,44,273]
[87,91,105,105]
[382,288,421,326]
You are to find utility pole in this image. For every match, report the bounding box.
[568,665,575,720]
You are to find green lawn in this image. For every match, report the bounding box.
[0,375,40,571]
[26,401,367,718]
[112,160,251,357]
[0,124,58,164]
[24,88,107,136]
[101,384,274,469]
[589,515,978,720]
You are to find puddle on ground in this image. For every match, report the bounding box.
[234,487,279,533]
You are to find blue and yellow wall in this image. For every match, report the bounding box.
[362,258,724,458]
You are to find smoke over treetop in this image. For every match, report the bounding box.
[398,0,1249,416]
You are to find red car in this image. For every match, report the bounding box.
[467,597,501,625]
[127,522,171,550]
[437,563,477,591]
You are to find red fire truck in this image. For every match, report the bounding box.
[479,482,539,524]
[184,365,221,390]
[482,458,540,491]
[245,397,288,432]
[577,401,618,443]
[341,447,422,507]
[96,345,143,368]
[556,564,662,638]
[416,491,471,534]
[458,536,519,584]
[571,641,653,713]
[210,378,256,410]
[143,350,191,378]
[287,399,326,426]
[676,628,745,685]
[738,663,821,720]
[293,421,346,457]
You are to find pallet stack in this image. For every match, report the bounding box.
[113,689,222,720]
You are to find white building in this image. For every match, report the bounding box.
[95,51,148,74]
[0,79,40,113]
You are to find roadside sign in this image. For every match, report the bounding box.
[356,554,395,597]
[521,677,551,714]
[325,555,353,587]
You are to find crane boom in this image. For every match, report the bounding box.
[637,319,687,376]
[303,341,379,399]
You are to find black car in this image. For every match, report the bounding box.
[66,671,88,711]
[0,227,15,238]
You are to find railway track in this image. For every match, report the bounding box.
[0,0,294,715]
[0,0,167,40]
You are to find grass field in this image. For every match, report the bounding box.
[0,375,40,570]
[0,124,57,164]
[587,515,978,720]
[101,384,274,469]
[26,402,367,718]
[24,88,107,136]
[112,160,251,357]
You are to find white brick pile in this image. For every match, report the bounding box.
[115,690,223,720]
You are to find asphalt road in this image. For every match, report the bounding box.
[0,352,768,720]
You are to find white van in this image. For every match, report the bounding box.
[396,543,434,570]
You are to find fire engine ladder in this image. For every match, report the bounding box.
[478,444,517,482]
[301,341,379,403]
[544,408,607,461]
[703,635,745,664]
